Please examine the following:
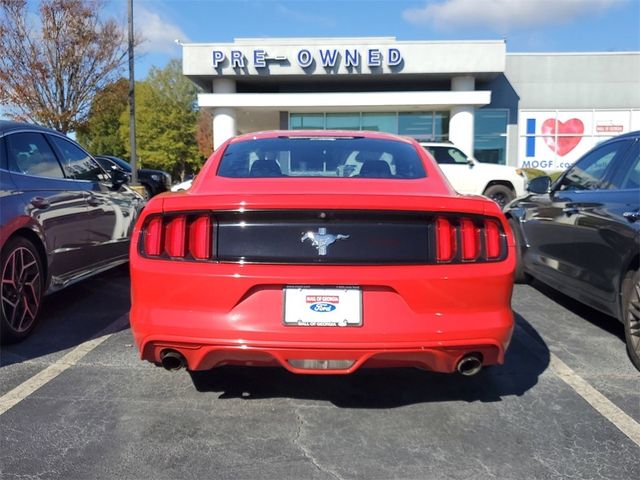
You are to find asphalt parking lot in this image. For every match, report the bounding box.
[1,266,639,480]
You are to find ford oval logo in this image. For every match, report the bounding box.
[310,303,336,313]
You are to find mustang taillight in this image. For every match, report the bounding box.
[436,217,456,262]
[143,217,163,256]
[435,216,506,263]
[141,214,214,261]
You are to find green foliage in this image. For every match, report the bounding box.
[549,170,564,183]
[519,168,546,180]
[520,168,564,182]
[77,78,128,157]
[119,59,203,179]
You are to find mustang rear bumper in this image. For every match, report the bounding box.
[130,260,515,374]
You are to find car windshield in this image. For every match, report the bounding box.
[107,156,133,172]
[217,137,427,179]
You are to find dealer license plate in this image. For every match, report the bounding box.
[283,286,362,327]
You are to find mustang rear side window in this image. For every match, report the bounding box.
[217,138,427,179]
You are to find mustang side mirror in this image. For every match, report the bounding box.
[527,175,552,194]
[111,169,129,188]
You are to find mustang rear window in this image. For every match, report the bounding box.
[217,137,427,179]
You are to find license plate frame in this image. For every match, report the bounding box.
[283,286,362,327]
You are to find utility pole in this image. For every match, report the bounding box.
[128,0,139,186]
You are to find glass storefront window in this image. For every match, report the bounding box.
[290,111,450,141]
[398,113,434,140]
[326,113,361,130]
[290,113,324,129]
[474,109,508,164]
[434,112,450,141]
[361,113,397,133]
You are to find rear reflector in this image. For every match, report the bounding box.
[141,214,214,261]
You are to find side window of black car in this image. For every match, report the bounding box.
[609,142,640,190]
[6,132,65,179]
[49,136,108,182]
[558,140,629,191]
[0,137,6,170]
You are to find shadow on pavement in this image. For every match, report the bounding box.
[189,313,550,407]
[530,279,625,343]
[0,264,131,368]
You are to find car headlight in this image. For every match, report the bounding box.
[150,174,161,181]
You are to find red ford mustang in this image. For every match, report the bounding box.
[130,131,515,376]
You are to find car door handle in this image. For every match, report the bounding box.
[623,211,640,222]
[30,197,50,209]
[562,207,580,215]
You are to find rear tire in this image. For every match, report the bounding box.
[508,218,530,284]
[484,184,515,209]
[1,236,44,344]
[621,269,640,371]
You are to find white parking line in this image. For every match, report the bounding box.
[549,353,640,447]
[0,315,127,416]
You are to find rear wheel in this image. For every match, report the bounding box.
[484,184,515,209]
[621,269,640,371]
[1,237,44,343]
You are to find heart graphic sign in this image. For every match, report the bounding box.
[541,118,584,156]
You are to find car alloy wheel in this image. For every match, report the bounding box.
[1,238,43,343]
[483,185,514,209]
[622,269,640,370]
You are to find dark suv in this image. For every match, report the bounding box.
[0,121,143,342]
[505,131,640,369]
[95,155,171,199]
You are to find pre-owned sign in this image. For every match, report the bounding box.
[212,47,404,72]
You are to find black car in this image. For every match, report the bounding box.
[506,131,640,369]
[95,155,171,199]
[0,121,144,342]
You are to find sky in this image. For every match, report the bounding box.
[107,0,640,79]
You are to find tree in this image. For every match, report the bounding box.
[76,78,128,156]
[196,109,214,158]
[0,0,129,133]
[119,60,203,180]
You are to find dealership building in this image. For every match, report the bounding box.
[182,37,640,169]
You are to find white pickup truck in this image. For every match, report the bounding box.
[420,142,527,208]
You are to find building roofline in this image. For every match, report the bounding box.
[507,51,640,56]
[181,38,506,47]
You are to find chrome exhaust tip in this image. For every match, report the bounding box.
[457,353,483,376]
[160,349,186,371]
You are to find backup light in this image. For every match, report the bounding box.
[288,359,355,370]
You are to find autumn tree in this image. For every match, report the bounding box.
[196,109,214,158]
[0,0,129,133]
[119,59,203,180]
[76,78,128,156]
